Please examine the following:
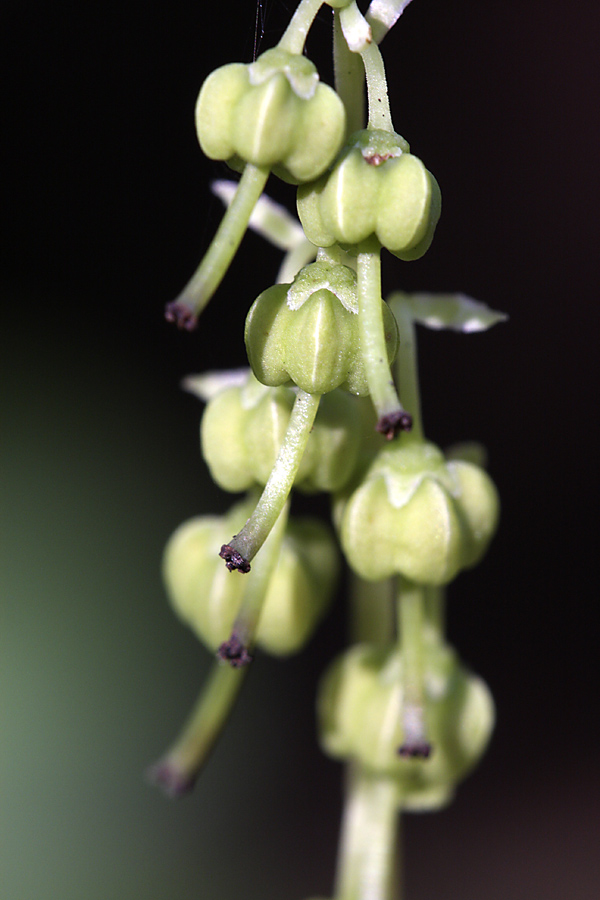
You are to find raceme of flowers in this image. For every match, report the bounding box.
[150,2,505,898]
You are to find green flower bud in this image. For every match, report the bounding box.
[195,48,346,184]
[297,129,441,259]
[337,441,499,584]
[201,374,362,494]
[318,643,494,811]
[163,500,338,657]
[245,261,399,395]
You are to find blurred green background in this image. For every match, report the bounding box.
[2,1,599,898]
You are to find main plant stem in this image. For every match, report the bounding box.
[333,11,366,136]
[349,573,394,647]
[335,766,401,900]
[336,571,402,900]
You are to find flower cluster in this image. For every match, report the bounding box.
[150,1,505,897]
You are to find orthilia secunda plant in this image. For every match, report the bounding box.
[149,1,507,897]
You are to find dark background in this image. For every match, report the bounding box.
[2,1,599,898]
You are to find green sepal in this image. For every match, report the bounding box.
[297,129,441,258]
[245,261,399,395]
[163,499,339,657]
[317,642,494,811]
[336,441,499,584]
[201,373,363,494]
[195,49,346,184]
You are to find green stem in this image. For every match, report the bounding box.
[218,502,289,666]
[388,293,424,442]
[396,577,431,758]
[335,766,401,900]
[166,164,269,329]
[423,585,446,647]
[356,240,411,438]
[348,572,394,647]
[220,390,321,571]
[146,661,247,797]
[341,570,399,898]
[278,0,324,54]
[360,37,394,132]
[333,10,366,137]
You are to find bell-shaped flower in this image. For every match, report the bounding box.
[201,372,363,495]
[297,129,440,260]
[196,48,345,185]
[245,260,398,396]
[163,497,338,657]
[318,641,494,811]
[336,440,499,584]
